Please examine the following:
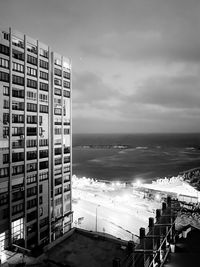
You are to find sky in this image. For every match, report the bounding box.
[0,0,200,133]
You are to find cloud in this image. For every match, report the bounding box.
[73,71,115,104]
[131,74,200,109]
[81,27,200,64]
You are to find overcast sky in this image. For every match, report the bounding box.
[0,0,200,133]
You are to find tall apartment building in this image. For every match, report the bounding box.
[0,26,72,251]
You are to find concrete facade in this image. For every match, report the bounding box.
[0,26,72,252]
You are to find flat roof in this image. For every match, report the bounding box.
[40,229,128,267]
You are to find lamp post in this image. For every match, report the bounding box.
[95,205,100,232]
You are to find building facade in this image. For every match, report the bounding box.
[0,26,72,251]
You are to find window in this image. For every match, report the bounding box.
[12,101,24,111]
[12,36,24,48]
[40,217,48,228]
[39,93,48,102]
[3,208,8,219]
[12,189,24,202]
[64,165,70,173]
[39,139,48,147]
[54,108,62,115]
[64,147,70,154]
[55,187,62,196]
[12,75,24,86]
[12,114,24,123]
[27,78,37,89]
[12,88,24,98]
[40,48,48,58]
[54,78,61,86]
[64,183,70,192]
[27,115,37,124]
[27,210,37,222]
[12,140,23,149]
[12,62,24,73]
[27,186,37,197]
[39,116,43,125]
[63,81,70,89]
[55,177,62,186]
[26,139,37,148]
[27,223,37,236]
[0,58,9,68]
[27,67,37,77]
[12,49,24,61]
[39,59,48,70]
[55,127,62,135]
[54,88,61,96]
[39,184,43,194]
[0,44,10,56]
[64,128,70,135]
[39,82,48,91]
[27,43,37,54]
[55,197,62,206]
[39,161,48,170]
[40,71,48,80]
[54,98,62,106]
[27,151,37,160]
[55,147,62,155]
[54,58,61,66]
[0,192,8,205]
[3,86,9,96]
[3,32,10,41]
[64,156,70,164]
[54,68,62,76]
[27,127,37,136]
[27,174,37,184]
[27,198,37,209]
[3,113,9,124]
[11,218,24,242]
[3,100,9,109]
[27,163,37,173]
[40,104,48,113]
[64,175,70,183]
[39,150,48,159]
[39,207,43,216]
[54,168,62,176]
[55,157,62,165]
[12,152,24,162]
[12,203,24,215]
[54,118,62,125]
[27,91,37,101]
[0,71,9,82]
[12,165,24,175]
[3,154,9,164]
[63,71,70,79]
[0,167,9,178]
[27,54,37,65]
[3,126,9,138]
[39,196,43,205]
[39,172,48,181]
[12,127,24,136]
[27,103,37,112]
[54,139,62,145]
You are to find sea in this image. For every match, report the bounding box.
[72,133,200,184]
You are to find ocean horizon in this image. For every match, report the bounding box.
[72,133,200,183]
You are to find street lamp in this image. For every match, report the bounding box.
[95,205,100,232]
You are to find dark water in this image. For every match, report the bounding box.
[72,133,200,183]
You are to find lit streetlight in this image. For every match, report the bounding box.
[95,205,100,232]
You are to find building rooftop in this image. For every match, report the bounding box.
[4,229,129,267]
[41,229,128,267]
